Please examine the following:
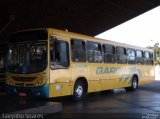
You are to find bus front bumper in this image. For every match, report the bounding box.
[5,84,49,98]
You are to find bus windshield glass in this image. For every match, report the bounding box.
[7,30,48,74]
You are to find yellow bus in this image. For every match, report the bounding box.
[5,28,154,100]
[0,44,7,90]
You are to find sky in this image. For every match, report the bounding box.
[95,6,160,48]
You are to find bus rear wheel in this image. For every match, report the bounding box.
[73,80,86,101]
[125,76,138,91]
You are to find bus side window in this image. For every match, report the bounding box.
[50,47,53,62]
[127,48,136,64]
[116,47,127,64]
[103,44,116,63]
[87,41,102,63]
[136,50,144,65]
[144,51,152,65]
[50,39,69,69]
[71,39,86,62]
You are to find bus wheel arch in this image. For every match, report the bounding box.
[126,74,139,91]
[73,77,88,101]
[133,74,139,87]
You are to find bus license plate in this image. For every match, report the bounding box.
[19,92,27,96]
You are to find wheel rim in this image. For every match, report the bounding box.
[133,79,137,89]
[75,85,83,97]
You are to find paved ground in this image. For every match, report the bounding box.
[48,81,160,119]
[0,92,62,118]
[0,81,160,119]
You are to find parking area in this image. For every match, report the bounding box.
[0,81,160,119]
[49,81,160,119]
[0,93,62,117]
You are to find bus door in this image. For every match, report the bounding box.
[49,35,72,97]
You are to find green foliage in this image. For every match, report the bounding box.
[153,43,160,65]
[147,43,160,65]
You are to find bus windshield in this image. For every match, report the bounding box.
[7,30,48,74]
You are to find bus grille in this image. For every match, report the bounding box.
[15,83,34,87]
[12,77,37,82]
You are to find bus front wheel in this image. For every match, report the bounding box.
[125,76,138,91]
[73,80,86,101]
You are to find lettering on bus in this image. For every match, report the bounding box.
[75,64,87,68]
[96,67,130,74]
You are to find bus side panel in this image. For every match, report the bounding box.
[49,82,72,97]
[49,69,72,98]
[138,65,155,85]
[100,64,117,90]
[87,63,104,92]
[87,63,117,92]
[71,63,103,93]
[115,64,138,88]
[71,63,88,93]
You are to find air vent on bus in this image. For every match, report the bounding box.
[12,77,37,82]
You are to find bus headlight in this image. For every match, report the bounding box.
[38,82,41,86]
[36,80,43,86]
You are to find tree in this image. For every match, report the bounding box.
[147,43,160,65]
[153,43,160,65]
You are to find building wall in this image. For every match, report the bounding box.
[155,65,160,80]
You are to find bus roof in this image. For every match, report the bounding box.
[49,28,153,52]
[13,28,153,52]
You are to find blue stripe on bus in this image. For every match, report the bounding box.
[32,84,49,97]
[5,84,49,98]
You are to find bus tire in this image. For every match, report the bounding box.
[73,80,86,101]
[125,76,138,91]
